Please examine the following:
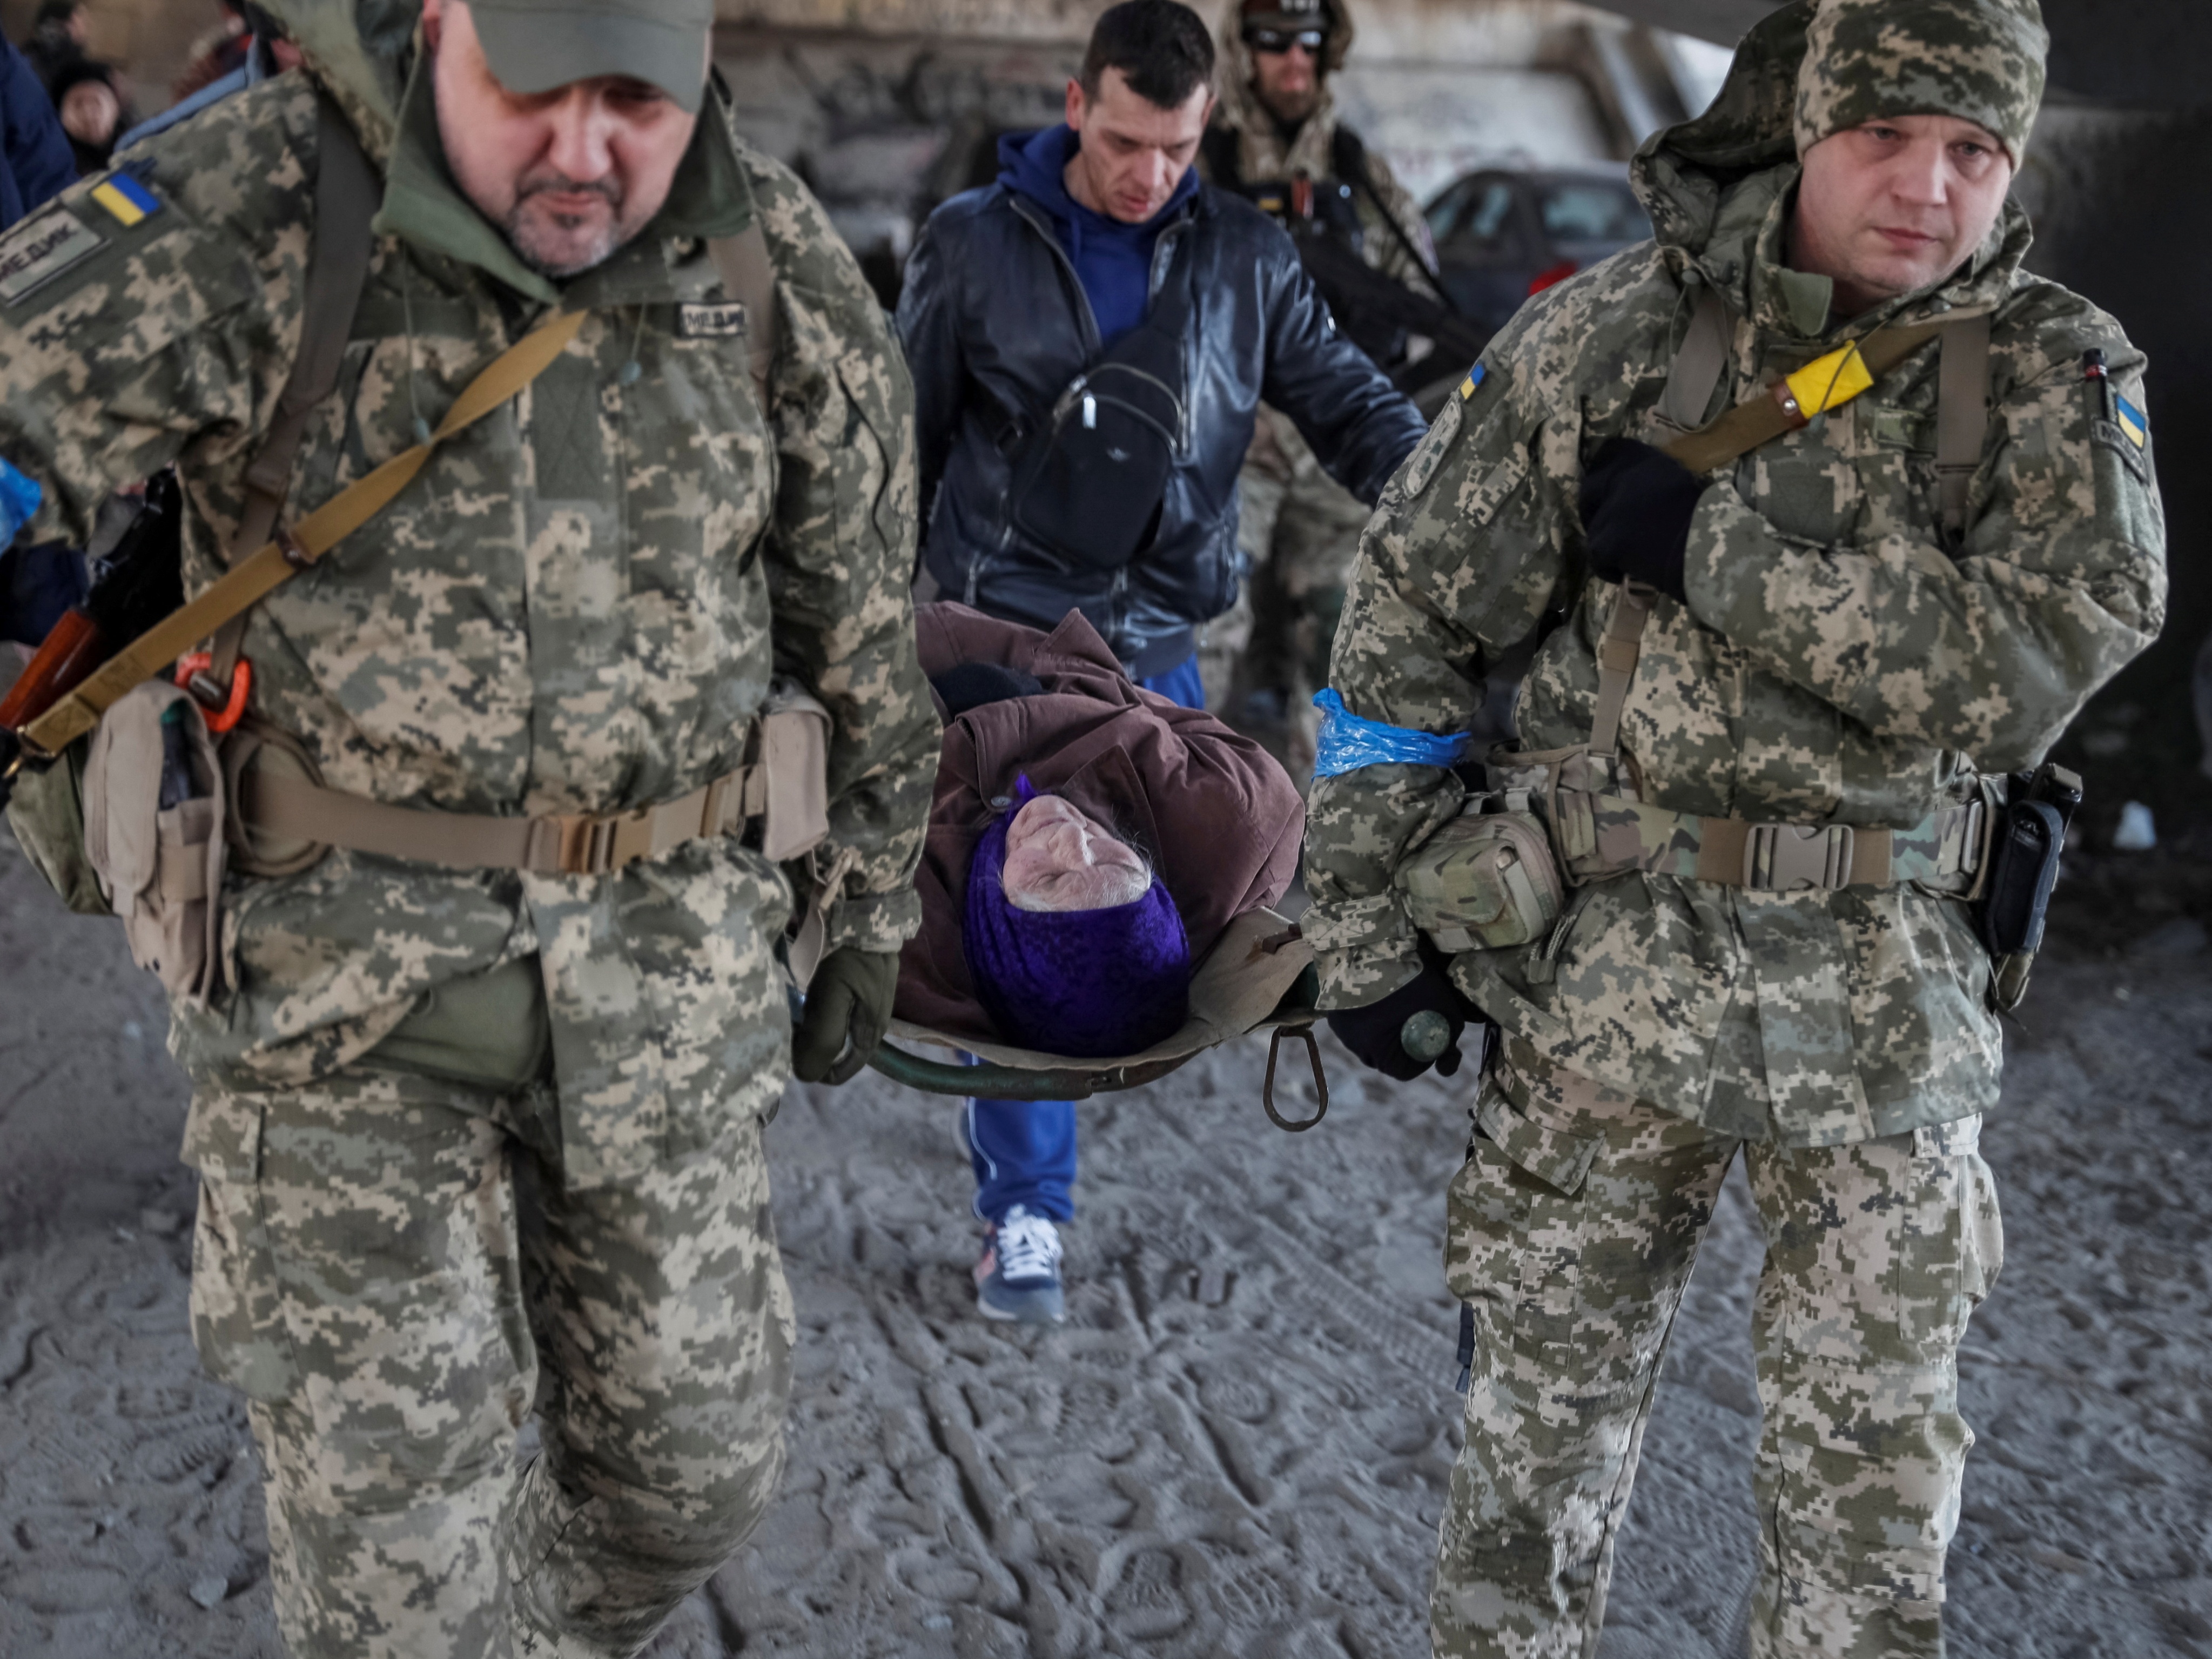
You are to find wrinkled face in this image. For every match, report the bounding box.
[59,79,119,146]
[423,0,702,279]
[1248,30,1324,126]
[1791,113,2013,318]
[1001,796,1152,913]
[1065,68,1215,225]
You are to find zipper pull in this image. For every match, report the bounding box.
[1082,392,1098,431]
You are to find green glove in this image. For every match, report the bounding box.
[790,948,900,1085]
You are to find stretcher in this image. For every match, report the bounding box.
[865,910,1453,1131]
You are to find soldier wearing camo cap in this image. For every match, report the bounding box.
[1305,1,2164,1654]
[0,0,937,1651]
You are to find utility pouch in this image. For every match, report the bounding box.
[1975,763,2080,1013]
[3,736,105,915]
[1396,794,1565,953]
[82,681,228,1004]
[220,716,332,879]
[759,677,831,863]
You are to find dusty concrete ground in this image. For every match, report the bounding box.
[0,816,2207,1658]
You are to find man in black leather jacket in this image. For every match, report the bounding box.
[896,0,1426,694]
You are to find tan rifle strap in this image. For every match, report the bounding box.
[1588,306,1994,756]
[209,97,381,686]
[23,308,588,760]
[709,222,779,410]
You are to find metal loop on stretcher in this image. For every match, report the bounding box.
[1262,1024,1328,1132]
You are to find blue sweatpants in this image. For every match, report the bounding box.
[967,651,1207,1225]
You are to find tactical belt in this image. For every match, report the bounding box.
[239,762,769,877]
[1552,788,1987,894]
[1537,294,2000,897]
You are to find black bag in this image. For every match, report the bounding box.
[1004,246,1194,573]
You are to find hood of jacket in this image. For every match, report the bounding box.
[1629,0,2032,341]
[1213,0,1356,179]
[261,0,418,168]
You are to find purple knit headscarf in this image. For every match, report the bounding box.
[963,780,1192,1057]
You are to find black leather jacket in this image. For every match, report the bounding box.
[897,180,1428,676]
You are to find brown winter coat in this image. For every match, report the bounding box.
[896,603,1305,1047]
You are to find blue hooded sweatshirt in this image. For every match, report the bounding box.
[997,125,1199,350]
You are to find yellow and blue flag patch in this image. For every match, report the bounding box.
[89,171,160,229]
[2113,392,2148,450]
[1459,363,1487,401]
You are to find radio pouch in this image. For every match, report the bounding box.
[1978,796,2063,1013]
[1004,249,1194,573]
[1396,794,1565,953]
[82,681,228,1004]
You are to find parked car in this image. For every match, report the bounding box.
[1423,167,1652,338]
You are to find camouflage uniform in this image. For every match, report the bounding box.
[1205,0,1437,763]
[0,3,936,1653]
[1304,2,2165,1653]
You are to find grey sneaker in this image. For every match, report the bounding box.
[974,1205,1066,1325]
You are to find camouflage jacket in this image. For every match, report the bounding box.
[1304,15,2166,1146]
[0,23,937,1183]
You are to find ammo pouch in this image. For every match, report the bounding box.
[82,681,228,1004]
[1003,251,1194,573]
[1395,791,1565,953]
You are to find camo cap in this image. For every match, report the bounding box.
[1795,0,2047,162]
[466,0,714,114]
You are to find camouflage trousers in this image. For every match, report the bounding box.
[185,1060,797,1659]
[1436,1036,2003,1659]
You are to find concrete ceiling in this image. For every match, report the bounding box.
[1585,0,2212,109]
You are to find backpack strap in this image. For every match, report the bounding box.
[1656,288,1734,432]
[1936,312,1992,545]
[1201,124,1244,192]
[205,96,379,687]
[709,222,779,411]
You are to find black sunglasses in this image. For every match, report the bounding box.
[1244,26,1327,54]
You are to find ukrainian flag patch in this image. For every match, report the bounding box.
[2114,393,2148,449]
[1459,363,1487,402]
[90,171,160,229]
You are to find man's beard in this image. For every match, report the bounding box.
[505,173,630,279]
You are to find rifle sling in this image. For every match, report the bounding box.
[22,309,587,760]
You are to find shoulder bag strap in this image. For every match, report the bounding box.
[708,221,779,412]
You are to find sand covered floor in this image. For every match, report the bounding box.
[1,823,2208,1658]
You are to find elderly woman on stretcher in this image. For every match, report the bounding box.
[887,601,1308,1323]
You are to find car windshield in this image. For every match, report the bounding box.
[1537,180,1649,244]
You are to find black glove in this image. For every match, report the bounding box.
[791,948,900,1085]
[1326,962,1476,1082]
[1577,437,1707,602]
